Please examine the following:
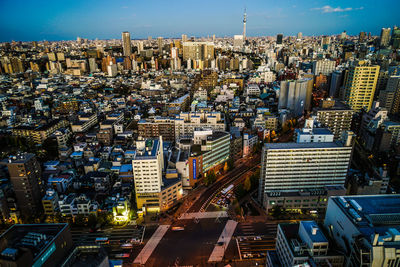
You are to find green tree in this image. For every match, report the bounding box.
[88,213,97,229]
[243,176,252,191]
[235,184,246,200]
[227,158,235,171]
[272,206,283,218]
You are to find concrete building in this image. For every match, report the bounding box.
[0,223,73,267]
[380,28,391,47]
[138,117,175,141]
[1,153,44,219]
[314,99,353,140]
[378,76,400,115]
[132,138,164,211]
[267,221,344,267]
[243,133,258,158]
[122,31,132,57]
[279,79,312,116]
[233,35,244,49]
[312,59,336,75]
[324,195,400,267]
[295,118,334,143]
[182,42,214,61]
[174,112,225,139]
[258,132,354,212]
[71,113,98,133]
[12,119,69,144]
[343,61,380,112]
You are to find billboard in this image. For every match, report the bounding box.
[193,159,197,180]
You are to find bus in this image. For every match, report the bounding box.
[221,184,234,195]
[95,237,109,245]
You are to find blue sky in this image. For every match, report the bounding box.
[0,0,399,41]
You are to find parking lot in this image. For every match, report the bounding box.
[234,222,277,260]
[236,235,276,259]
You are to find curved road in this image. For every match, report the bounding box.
[186,155,261,213]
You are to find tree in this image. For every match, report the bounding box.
[235,184,246,200]
[272,206,283,218]
[88,213,97,229]
[204,170,216,186]
[223,162,228,173]
[243,176,252,191]
[227,158,235,171]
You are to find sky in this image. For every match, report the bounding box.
[0,0,399,42]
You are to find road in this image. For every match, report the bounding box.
[146,218,231,266]
[70,225,148,264]
[187,155,261,213]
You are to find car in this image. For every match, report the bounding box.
[254,236,262,240]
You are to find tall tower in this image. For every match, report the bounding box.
[243,8,247,41]
[122,31,132,57]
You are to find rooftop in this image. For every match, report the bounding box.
[0,223,69,264]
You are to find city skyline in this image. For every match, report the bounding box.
[1,0,399,42]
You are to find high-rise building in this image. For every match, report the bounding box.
[157,37,163,53]
[182,34,188,42]
[132,138,164,210]
[182,42,215,61]
[312,59,336,75]
[380,27,391,47]
[392,26,400,49]
[340,30,347,40]
[258,131,354,212]
[132,137,183,212]
[276,34,283,45]
[2,153,44,219]
[378,76,400,115]
[122,31,132,57]
[324,195,400,267]
[343,61,380,112]
[314,99,353,140]
[297,32,302,39]
[279,79,313,115]
[329,69,344,97]
[358,31,366,42]
[233,35,244,49]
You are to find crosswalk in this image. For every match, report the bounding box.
[240,223,255,236]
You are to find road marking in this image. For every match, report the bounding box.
[236,238,242,260]
[208,220,238,262]
[133,225,170,265]
[179,211,228,220]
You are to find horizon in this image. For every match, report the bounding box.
[1,0,399,42]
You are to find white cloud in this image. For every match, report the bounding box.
[312,5,364,13]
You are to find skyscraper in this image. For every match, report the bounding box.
[343,61,380,112]
[380,28,391,47]
[2,153,44,219]
[122,31,132,57]
[157,37,163,53]
[276,34,283,45]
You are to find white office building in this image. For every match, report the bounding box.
[324,195,400,267]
